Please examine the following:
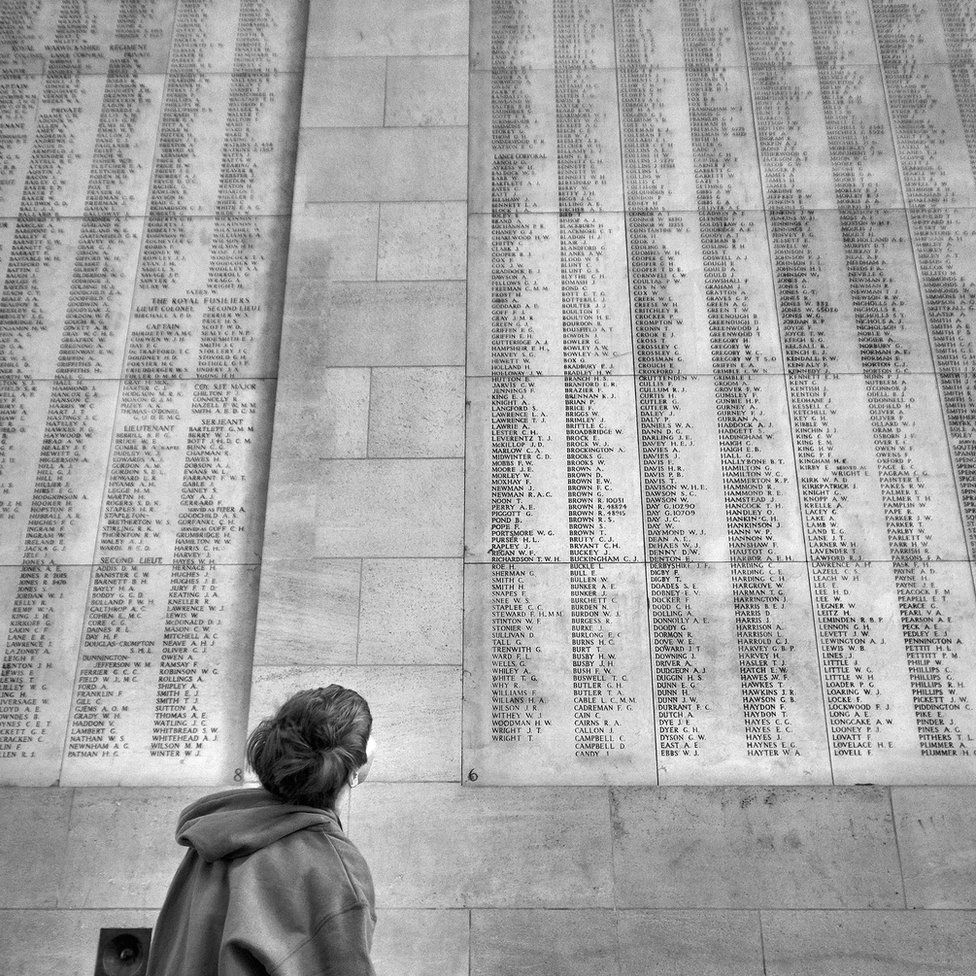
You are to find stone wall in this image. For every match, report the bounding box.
[1,2,975,973]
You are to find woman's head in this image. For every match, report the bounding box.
[246,685,373,809]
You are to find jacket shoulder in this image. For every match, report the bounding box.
[235,820,375,916]
[304,823,374,902]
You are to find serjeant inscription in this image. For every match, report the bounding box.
[0,0,306,786]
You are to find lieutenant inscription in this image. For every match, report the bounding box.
[0,0,306,786]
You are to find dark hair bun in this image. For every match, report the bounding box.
[246,685,372,808]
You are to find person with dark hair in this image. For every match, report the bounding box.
[147,685,378,976]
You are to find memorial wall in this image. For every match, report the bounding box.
[0,0,306,786]
[463,0,976,785]
[4,0,976,798]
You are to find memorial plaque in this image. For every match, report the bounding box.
[0,0,307,786]
[5,0,976,793]
[463,0,976,785]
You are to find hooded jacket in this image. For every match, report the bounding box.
[147,787,376,976]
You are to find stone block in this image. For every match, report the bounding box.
[58,788,196,908]
[308,0,468,57]
[349,783,614,907]
[386,57,469,126]
[260,458,320,562]
[285,280,465,367]
[253,559,361,666]
[368,367,465,458]
[358,558,462,664]
[377,202,466,281]
[611,787,902,908]
[892,786,976,908]
[762,909,976,975]
[302,57,387,127]
[273,367,371,460]
[299,128,466,203]
[471,909,618,975]
[371,909,469,976]
[316,459,463,557]
[618,910,764,976]
[0,789,73,908]
[287,203,379,282]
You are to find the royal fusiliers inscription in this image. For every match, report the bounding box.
[0,0,306,786]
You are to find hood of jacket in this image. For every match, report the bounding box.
[176,787,339,863]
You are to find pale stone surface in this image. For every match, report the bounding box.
[0,909,157,976]
[249,665,461,781]
[368,367,465,457]
[308,0,468,57]
[611,788,902,908]
[371,909,469,976]
[287,203,380,282]
[617,910,764,976]
[471,909,618,976]
[469,909,765,976]
[258,459,320,562]
[349,784,614,907]
[298,128,467,203]
[285,280,466,367]
[762,910,976,975]
[0,789,73,908]
[253,559,361,666]
[377,202,466,280]
[358,558,462,664]
[301,57,387,128]
[386,57,469,126]
[892,787,976,908]
[59,789,195,908]
[273,367,371,459]
[316,459,463,557]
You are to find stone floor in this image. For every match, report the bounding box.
[2,1,976,973]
